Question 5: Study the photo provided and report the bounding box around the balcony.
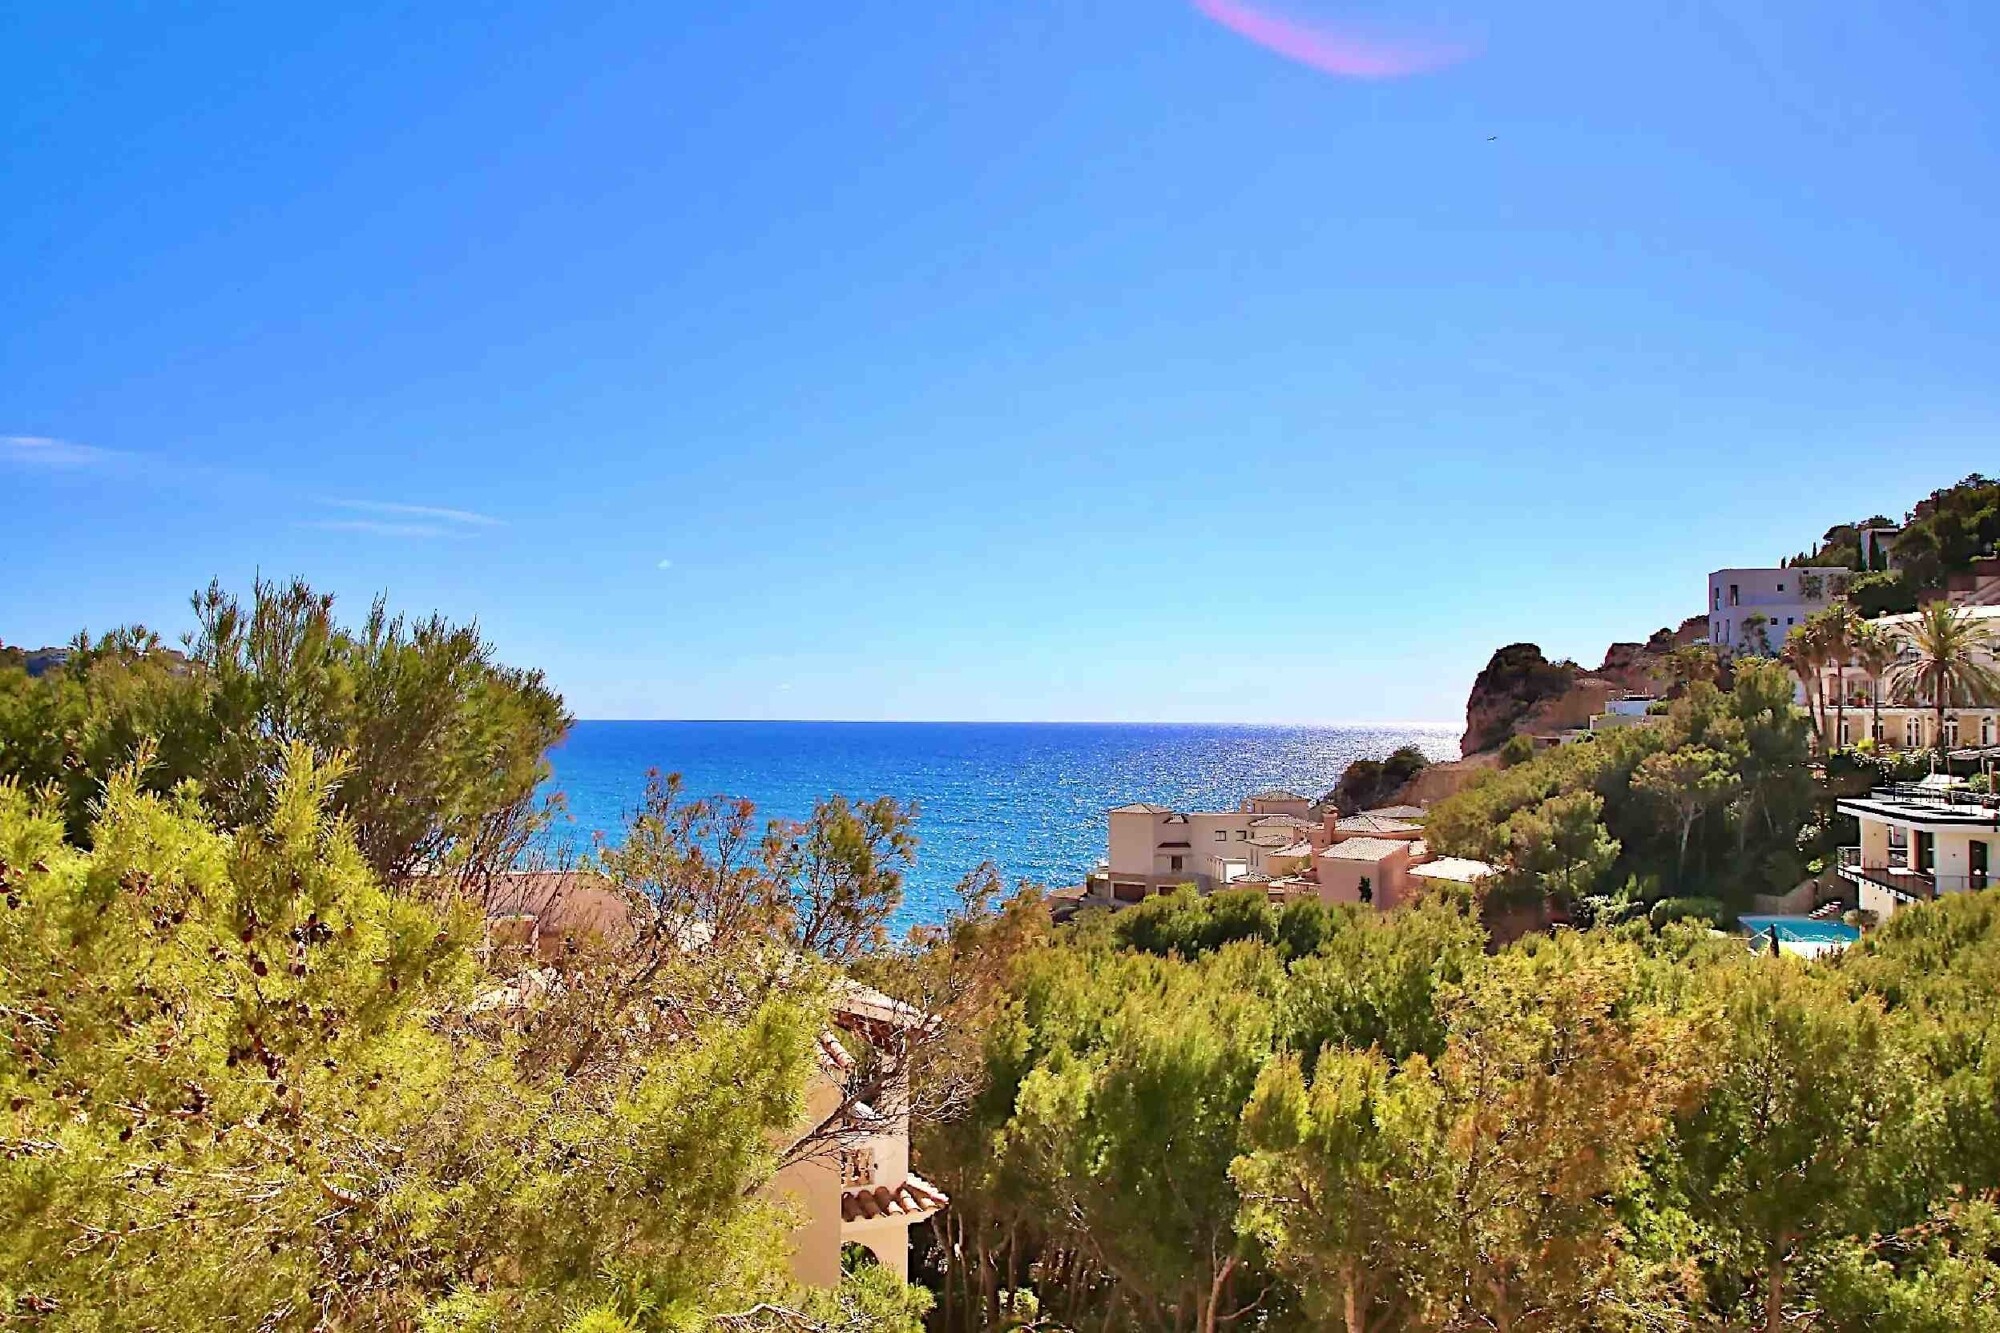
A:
[1835,847,1988,902]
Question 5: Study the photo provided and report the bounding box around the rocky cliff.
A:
[1460,643,1584,755]
[1459,616,1705,757]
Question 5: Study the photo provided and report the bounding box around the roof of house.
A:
[1334,814,1424,835]
[842,1173,950,1222]
[1111,802,1176,815]
[1249,813,1314,830]
[1409,857,1498,883]
[1360,804,1427,820]
[1248,788,1305,801]
[1271,840,1315,858]
[1322,837,1414,863]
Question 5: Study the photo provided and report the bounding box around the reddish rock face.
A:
[1461,643,1580,755]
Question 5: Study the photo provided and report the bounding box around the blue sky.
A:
[4,1,1997,724]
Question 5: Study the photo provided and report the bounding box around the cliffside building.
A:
[1836,781,1998,920]
[1707,566,1850,657]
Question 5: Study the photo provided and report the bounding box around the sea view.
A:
[16,5,2000,1326]
[545,720,1461,924]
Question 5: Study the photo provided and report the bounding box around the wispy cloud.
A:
[1190,0,1475,79]
[657,558,675,570]
[325,499,502,527]
[302,519,459,539]
[2,435,125,467]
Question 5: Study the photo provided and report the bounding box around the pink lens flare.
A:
[1191,0,1475,79]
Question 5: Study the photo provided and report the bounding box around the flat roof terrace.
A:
[1836,785,2000,829]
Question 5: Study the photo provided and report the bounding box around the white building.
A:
[1707,567,1849,656]
[1835,780,1998,920]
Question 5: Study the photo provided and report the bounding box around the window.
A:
[1729,584,1740,606]
[1235,829,1248,841]
[1168,855,1184,872]
[1984,715,1995,747]
[1945,716,1960,746]
[1839,716,1851,746]
[838,1147,877,1188]
[1777,582,1785,592]
[1906,716,1923,749]
[1214,830,1227,842]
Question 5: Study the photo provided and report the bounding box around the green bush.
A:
[1649,895,1730,931]
[1499,733,1537,769]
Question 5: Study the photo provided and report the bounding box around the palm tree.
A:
[1781,619,1830,754]
[1849,621,1900,748]
[1807,604,1859,753]
[1886,602,2000,758]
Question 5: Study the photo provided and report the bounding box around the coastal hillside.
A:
[1786,472,2000,614]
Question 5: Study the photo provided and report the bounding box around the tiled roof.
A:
[1248,788,1305,801]
[1360,805,1427,820]
[842,1173,950,1222]
[1322,837,1413,862]
[1271,840,1315,858]
[1410,857,1497,883]
[1249,814,1314,829]
[817,1029,856,1073]
[1335,814,1424,835]
[1111,802,1176,815]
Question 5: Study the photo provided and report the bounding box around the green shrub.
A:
[1499,733,1537,769]
[1649,896,1730,931]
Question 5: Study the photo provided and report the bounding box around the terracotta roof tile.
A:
[841,1174,950,1222]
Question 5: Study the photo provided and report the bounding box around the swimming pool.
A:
[1739,915,1861,947]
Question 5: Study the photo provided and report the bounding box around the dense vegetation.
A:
[0,578,571,893]
[1788,473,2000,616]
[0,582,927,1333]
[903,883,2000,1332]
[9,579,2000,1333]
[1423,657,1817,914]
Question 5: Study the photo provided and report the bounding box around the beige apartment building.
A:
[1836,781,1998,920]
[1096,800,1317,901]
[1091,793,1491,909]
[1812,604,2000,754]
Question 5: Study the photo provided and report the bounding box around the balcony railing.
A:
[1853,785,2000,818]
[1835,847,1990,900]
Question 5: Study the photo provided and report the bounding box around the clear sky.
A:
[4,2,1997,723]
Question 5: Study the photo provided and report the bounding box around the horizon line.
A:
[564,717,1463,729]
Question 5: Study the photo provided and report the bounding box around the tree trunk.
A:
[1341,1259,1361,1333]
[941,1213,954,1332]
[977,1227,996,1331]
[1764,1236,1787,1333]
[1199,1256,1238,1333]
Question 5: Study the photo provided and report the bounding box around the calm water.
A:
[543,722,1461,928]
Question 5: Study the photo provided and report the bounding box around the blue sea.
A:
[543,722,1461,929]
